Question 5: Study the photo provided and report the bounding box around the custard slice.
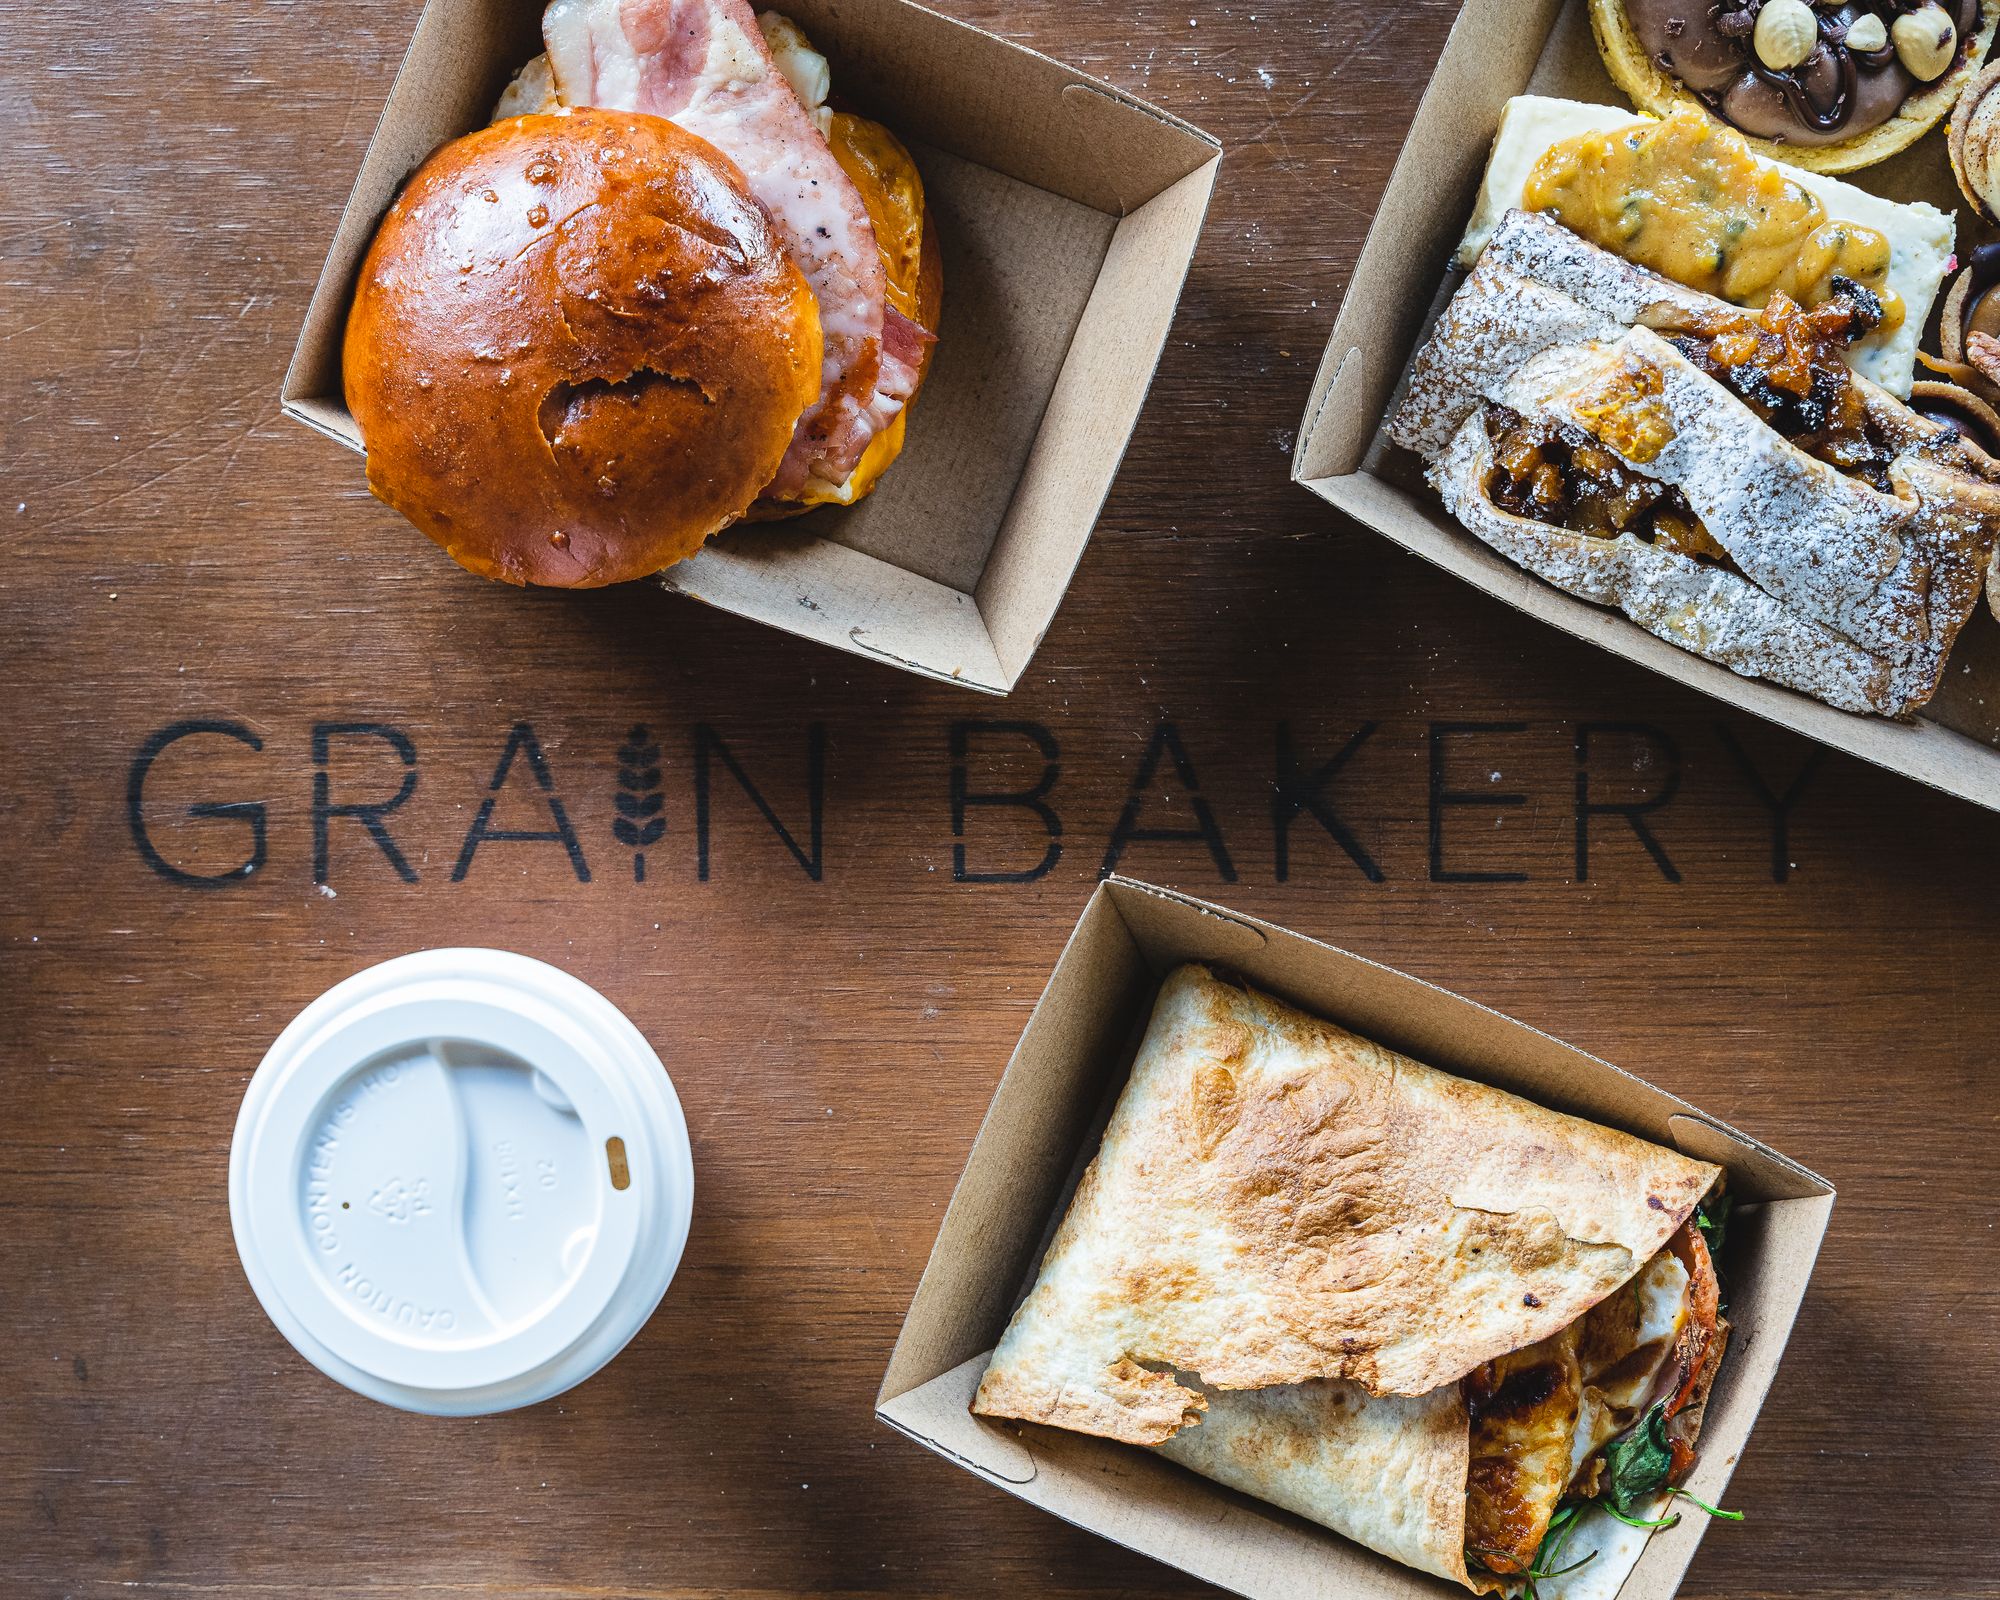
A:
[1460,95,1954,396]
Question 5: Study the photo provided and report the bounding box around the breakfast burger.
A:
[342,0,941,587]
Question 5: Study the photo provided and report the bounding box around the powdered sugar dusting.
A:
[1390,212,2000,716]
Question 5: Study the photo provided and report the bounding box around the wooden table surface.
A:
[6,0,1999,1596]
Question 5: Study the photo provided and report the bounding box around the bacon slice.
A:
[881,305,929,393]
[540,0,903,496]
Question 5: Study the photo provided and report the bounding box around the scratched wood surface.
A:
[4,0,1999,1596]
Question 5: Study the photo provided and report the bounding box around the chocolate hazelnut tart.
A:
[1589,0,2000,172]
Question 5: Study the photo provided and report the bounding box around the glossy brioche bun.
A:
[343,108,823,587]
[1588,0,2000,174]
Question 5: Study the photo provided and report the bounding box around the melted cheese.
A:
[1458,95,1955,396]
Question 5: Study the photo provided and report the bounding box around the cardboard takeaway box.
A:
[282,0,1220,692]
[880,878,1833,1600]
[1293,0,2000,813]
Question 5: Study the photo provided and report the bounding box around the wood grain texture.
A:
[2,1,1997,1597]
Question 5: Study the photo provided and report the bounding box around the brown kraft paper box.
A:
[283,0,1220,692]
[879,878,1833,1600]
[1293,0,2000,812]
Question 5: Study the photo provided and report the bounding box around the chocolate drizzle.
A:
[1746,37,1858,133]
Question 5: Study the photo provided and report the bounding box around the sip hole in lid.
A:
[228,948,694,1415]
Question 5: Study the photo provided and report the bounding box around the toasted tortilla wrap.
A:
[1156,1378,1474,1582]
[972,964,1722,1590]
[1158,1260,1720,1593]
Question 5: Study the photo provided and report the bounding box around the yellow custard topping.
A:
[1523,106,1903,336]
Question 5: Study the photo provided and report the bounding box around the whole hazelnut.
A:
[1893,4,1959,81]
[1754,0,1821,71]
[1843,13,1888,53]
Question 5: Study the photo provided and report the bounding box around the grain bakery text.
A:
[126,715,1826,892]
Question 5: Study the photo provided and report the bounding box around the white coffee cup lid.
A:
[229,948,693,1415]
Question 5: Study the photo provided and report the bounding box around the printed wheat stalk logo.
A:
[613,724,665,881]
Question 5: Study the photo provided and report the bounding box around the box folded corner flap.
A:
[882,878,1833,1600]
[1291,341,1362,486]
[1291,0,2000,812]
[282,0,1220,691]
[875,1353,1039,1486]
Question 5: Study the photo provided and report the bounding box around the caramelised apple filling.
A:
[1664,283,1897,489]
[1487,283,1932,550]
[1484,405,1733,567]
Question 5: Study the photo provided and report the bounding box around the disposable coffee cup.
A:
[229,948,694,1415]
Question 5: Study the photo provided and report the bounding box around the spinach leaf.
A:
[1600,1401,1746,1525]
[1601,1402,1674,1517]
[1695,1192,1732,1259]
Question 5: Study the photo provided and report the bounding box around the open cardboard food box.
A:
[880,878,1834,1600]
[282,0,1220,692]
[1293,0,2000,812]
